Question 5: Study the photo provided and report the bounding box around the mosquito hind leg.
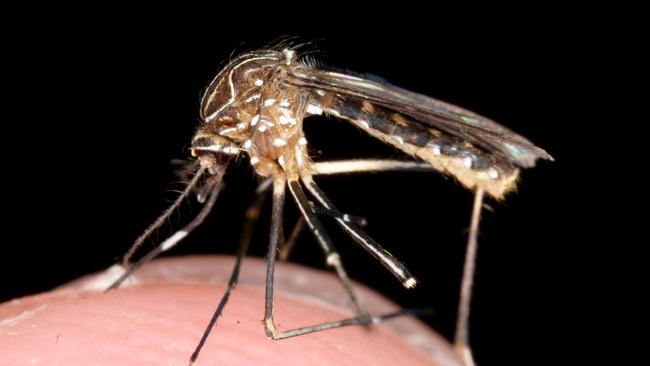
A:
[263,177,373,339]
[301,174,417,289]
[279,201,368,260]
[278,159,429,260]
[262,176,429,340]
[454,187,485,366]
[287,179,368,319]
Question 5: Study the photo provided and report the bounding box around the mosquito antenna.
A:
[106,177,221,291]
[121,167,206,267]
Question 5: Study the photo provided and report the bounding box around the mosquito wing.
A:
[286,69,552,169]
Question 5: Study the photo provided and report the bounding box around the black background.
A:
[2,6,618,366]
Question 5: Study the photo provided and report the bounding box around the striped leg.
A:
[287,179,368,318]
[278,159,433,261]
[301,174,417,289]
[188,179,271,365]
[262,177,424,339]
[106,167,219,291]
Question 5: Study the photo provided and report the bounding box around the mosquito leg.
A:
[278,203,367,261]
[454,187,485,366]
[278,216,305,261]
[188,179,271,365]
[106,174,220,291]
[287,179,368,318]
[312,159,435,176]
[278,159,426,260]
[301,174,417,289]
[121,167,206,266]
[269,308,433,340]
[263,177,286,338]
[264,179,428,340]
[311,205,368,227]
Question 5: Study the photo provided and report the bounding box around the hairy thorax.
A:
[192,50,311,179]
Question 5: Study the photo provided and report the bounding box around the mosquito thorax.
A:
[197,49,310,179]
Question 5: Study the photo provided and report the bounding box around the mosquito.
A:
[106,45,552,366]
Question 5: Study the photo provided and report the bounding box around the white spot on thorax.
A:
[243,139,252,149]
[258,125,268,132]
[273,138,287,147]
[279,115,297,125]
[282,49,295,65]
[218,127,237,136]
[295,146,304,166]
[262,119,275,127]
[250,156,260,165]
[488,168,499,179]
[264,99,276,107]
[254,79,264,86]
[279,100,291,107]
[245,94,260,103]
[251,114,260,126]
[298,137,307,145]
[236,122,247,130]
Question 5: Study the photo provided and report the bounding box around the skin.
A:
[0,255,462,366]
